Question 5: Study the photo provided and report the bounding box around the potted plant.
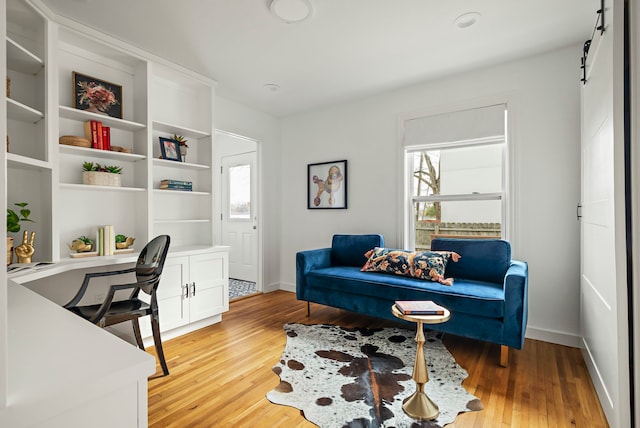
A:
[7,202,34,265]
[172,134,189,162]
[67,235,94,253]
[82,161,122,187]
[115,234,135,249]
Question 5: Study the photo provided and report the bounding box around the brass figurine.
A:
[15,230,35,264]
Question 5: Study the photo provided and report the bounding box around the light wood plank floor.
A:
[147,291,608,427]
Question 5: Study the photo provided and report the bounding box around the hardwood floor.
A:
[147,291,608,427]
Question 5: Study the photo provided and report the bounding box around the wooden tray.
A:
[69,251,98,258]
[59,135,91,148]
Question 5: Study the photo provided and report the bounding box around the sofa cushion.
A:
[361,247,459,284]
[431,238,510,284]
[306,266,504,318]
[331,234,384,267]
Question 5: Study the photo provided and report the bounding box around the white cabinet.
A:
[140,249,228,339]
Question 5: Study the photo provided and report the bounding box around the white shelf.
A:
[59,106,146,131]
[153,219,210,224]
[7,98,43,123]
[7,153,51,170]
[59,144,146,161]
[60,183,146,192]
[153,158,210,170]
[153,189,210,196]
[6,37,44,75]
[152,120,210,139]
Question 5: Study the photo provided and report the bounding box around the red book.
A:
[102,126,111,151]
[96,121,103,150]
[85,120,98,149]
[394,300,445,315]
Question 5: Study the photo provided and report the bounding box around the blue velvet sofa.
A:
[296,234,528,366]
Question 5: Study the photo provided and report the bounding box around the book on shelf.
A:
[83,120,111,151]
[160,179,192,186]
[96,225,116,256]
[394,300,445,315]
[160,186,193,191]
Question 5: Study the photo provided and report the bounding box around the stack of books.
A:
[160,179,193,191]
[394,300,446,315]
[84,120,111,150]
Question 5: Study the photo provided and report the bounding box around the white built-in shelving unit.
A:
[1,0,227,421]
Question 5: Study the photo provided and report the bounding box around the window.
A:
[403,104,507,250]
[228,163,251,220]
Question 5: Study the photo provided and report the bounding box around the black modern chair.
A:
[64,235,171,376]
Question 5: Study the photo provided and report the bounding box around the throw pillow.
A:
[361,247,460,285]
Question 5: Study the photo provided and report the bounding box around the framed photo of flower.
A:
[307,160,347,209]
[73,72,122,119]
[159,137,182,162]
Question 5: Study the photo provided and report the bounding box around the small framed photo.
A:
[73,71,122,119]
[159,137,182,162]
[307,160,347,209]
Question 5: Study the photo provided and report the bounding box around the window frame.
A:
[401,113,511,250]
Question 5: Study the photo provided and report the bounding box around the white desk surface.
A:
[0,282,155,427]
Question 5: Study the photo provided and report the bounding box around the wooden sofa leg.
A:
[500,345,509,367]
[307,301,310,317]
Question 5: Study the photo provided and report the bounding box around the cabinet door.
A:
[188,252,228,322]
[139,255,190,338]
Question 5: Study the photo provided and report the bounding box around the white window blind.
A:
[403,104,506,147]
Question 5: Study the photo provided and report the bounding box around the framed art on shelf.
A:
[159,137,182,162]
[307,160,347,209]
[73,71,122,119]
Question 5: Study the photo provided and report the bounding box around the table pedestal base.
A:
[402,387,439,420]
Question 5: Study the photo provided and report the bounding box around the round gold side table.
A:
[391,303,451,421]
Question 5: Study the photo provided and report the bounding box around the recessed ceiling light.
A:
[454,12,481,29]
[264,83,281,92]
[270,0,314,24]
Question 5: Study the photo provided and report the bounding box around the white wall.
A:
[279,45,582,346]
[213,96,282,292]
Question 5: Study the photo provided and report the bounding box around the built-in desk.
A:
[0,281,155,428]
[0,245,229,427]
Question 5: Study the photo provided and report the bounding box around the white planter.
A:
[83,171,121,187]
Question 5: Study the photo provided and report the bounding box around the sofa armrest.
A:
[296,248,332,299]
[502,260,529,349]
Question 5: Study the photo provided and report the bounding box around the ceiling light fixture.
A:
[264,83,281,92]
[270,0,314,24]
[454,12,481,29]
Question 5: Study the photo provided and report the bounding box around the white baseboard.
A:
[278,281,296,293]
[525,325,581,348]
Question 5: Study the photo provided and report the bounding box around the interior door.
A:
[580,1,629,425]
[221,152,258,282]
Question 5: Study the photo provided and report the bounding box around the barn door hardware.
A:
[580,0,606,85]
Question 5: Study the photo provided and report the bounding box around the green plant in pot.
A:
[82,161,122,187]
[115,234,135,249]
[68,235,94,253]
[172,134,189,161]
[7,202,34,265]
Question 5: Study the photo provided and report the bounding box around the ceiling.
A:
[38,0,597,117]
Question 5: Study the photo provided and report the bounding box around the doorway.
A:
[215,130,260,300]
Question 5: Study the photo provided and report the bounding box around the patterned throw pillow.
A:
[361,247,460,285]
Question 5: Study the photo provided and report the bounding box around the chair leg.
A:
[131,318,145,351]
[307,301,310,317]
[151,314,169,376]
[500,345,509,367]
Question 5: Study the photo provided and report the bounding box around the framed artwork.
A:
[159,137,182,162]
[73,71,123,119]
[307,160,347,209]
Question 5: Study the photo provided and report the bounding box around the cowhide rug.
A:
[267,323,482,428]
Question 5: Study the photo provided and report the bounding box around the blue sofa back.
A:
[331,234,384,267]
[431,238,511,284]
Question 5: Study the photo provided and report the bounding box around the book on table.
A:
[394,300,445,315]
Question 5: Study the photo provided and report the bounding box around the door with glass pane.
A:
[222,152,257,282]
